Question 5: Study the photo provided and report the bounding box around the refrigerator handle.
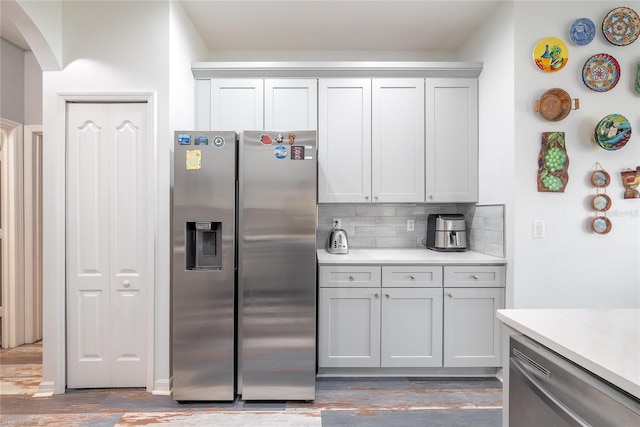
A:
[235,178,239,272]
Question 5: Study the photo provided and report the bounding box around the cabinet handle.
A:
[374,293,379,298]
[447,292,453,297]
[410,275,416,280]
[472,275,479,280]
[123,280,131,288]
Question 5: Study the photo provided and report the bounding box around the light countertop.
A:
[317,248,507,265]
[497,309,640,399]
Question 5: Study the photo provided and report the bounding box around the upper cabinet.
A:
[318,79,372,203]
[425,78,478,203]
[318,78,425,203]
[195,78,317,132]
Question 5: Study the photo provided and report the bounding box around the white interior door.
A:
[66,103,148,388]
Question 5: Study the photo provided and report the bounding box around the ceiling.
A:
[1,1,501,54]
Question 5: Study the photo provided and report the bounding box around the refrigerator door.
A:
[172,131,236,401]
[239,131,317,401]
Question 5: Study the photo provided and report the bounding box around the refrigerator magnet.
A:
[177,133,191,145]
[212,136,225,148]
[186,150,202,170]
[260,134,273,145]
[291,146,305,160]
[194,136,209,145]
[274,145,288,159]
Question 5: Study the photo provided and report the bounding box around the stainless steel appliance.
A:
[426,214,467,251]
[171,130,317,402]
[509,335,640,426]
[326,226,349,254]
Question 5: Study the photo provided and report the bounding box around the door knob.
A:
[123,280,131,288]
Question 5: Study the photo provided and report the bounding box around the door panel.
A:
[67,103,148,388]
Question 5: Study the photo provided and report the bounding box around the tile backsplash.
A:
[317,203,505,258]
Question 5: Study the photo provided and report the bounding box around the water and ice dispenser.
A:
[185,221,222,270]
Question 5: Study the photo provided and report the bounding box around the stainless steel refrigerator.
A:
[171,130,317,402]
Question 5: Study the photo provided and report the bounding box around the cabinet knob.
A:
[447,292,453,297]
[349,276,354,281]
[374,293,379,298]
[123,280,131,288]
[472,275,479,280]
[385,293,390,298]
[374,196,378,201]
[428,195,433,200]
[410,275,416,280]
[365,196,370,200]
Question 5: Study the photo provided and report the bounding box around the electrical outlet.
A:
[333,218,341,229]
[407,219,415,231]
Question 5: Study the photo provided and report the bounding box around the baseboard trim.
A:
[34,381,55,397]
[153,378,171,396]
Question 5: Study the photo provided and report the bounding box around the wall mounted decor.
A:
[620,167,640,199]
[534,88,579,121]
[533,37,569,72]
[538,132,569,192]
[582,53,620,92]
[591,163,612,235]
[602,7,640,46]
[569,18,596,45]
[594,114,631,150]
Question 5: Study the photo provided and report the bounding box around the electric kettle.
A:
[326,226,349,254]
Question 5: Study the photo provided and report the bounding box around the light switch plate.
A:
[533,220,545,239]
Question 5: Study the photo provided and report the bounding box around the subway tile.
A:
[355,206,397,217]
[355,226,396,237]
[376,236,418,248]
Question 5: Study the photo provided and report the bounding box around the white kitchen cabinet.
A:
[264,79,317,130]
[443,265,505,367]
[318,79,372,203]
[197,78,317,132]
[425,78,478,203]
[318,287,381,368]
[371,79,425,203]
[318,78,425,203]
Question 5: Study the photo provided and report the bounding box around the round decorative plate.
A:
[602,7,640,46]
[594,114,632,151]
[533,37,569,72]
[592,194,611,212]
[582,53,620,92]
[569,18,596,45]
[590,170,610,187]
[592,217,612,234]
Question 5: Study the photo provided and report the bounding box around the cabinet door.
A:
[443,287,504,367]
[372,79,425,203]
[381,288,443,367]
[318,79,372,203]
[425,78,478,203]
[211,78,264,131]
[318,287,381,368]
[264,79,317,130]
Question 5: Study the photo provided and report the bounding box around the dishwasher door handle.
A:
[511,357,590,427]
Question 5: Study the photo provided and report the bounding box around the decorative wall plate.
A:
[591,170,610,187]
[533,37,569,72]
[592,216,612,234]
[569,18,596,45]
[594,114,632,151]
[535,88,579,122]
[602,7,640,46]
[582,53,620,92]
[592,194,612,212]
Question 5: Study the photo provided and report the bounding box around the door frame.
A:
[42,92,156,395]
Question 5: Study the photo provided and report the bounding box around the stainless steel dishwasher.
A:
[509,335,640,426]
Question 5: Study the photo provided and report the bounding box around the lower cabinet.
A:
[318,264,506,372]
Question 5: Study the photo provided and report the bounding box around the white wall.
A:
[458,1,516,306]
[513,1,640,308]
[0,38,25,123]
[41,0,172,393]
[24,51,42,125]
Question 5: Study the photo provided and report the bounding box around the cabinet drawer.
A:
[382,266,443,287]
[444,266,506,288]
[319,266,381,288]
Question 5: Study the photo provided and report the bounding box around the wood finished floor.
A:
[0,342,502,426]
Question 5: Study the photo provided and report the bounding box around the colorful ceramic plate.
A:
[592,217,611,234]
[569,18,596,45]
[594,114,632,151]
[602,7,640,46]
[533,37,569,72]
[592,194,611,212]
[590,170,610,187]
[582,53,620,92]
